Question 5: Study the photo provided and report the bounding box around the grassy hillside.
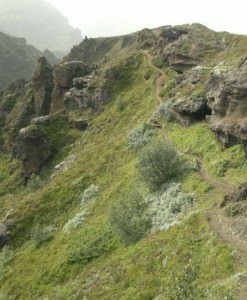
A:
[0,24,246,299]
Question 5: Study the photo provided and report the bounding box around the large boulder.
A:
[64,87,90,111]
[51,61,92,112]
[12,125,52,179]
[207,59,247,156]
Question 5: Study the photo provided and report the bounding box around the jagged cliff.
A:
[0,24,246,299]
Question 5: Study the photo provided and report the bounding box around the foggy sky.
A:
[48,0,247,37]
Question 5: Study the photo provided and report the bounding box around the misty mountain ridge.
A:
[0,0,82,56]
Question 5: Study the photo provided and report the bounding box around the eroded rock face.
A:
[64,87,90,111]
[64,75,111,112]
[13,125,52,179]
[0,79,26,125]
[161,25,221,73]
[160,26,188,43]
[172,93,210,124]
[207,60,247,155]
[31,57,53,115]
[51,61,92,112]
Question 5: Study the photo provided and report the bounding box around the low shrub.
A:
[128,123,154,150]
[115,99,128,111]
[81,185,99,206]
[138,139,183,191]
[0,246,15,280]
[63,210,89,233]
[109,189,151,245]
[147,183,194,232]
[67,227,116,264]
[27,174,44,191]
[31,224,56,247]
[0,246,14,268]
[164,260,201,299]
[151,101,175,122]
[63,185,99,233]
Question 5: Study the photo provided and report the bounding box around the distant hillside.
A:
[0,0,82,56]
[0,31,58,90]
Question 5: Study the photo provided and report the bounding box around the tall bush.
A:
[109,189,151,245]
[138,139,182,191]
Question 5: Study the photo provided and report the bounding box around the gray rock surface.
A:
[207,60,247,155]
[13,125,52,179]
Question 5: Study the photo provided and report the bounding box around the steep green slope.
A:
[0,24,246,299]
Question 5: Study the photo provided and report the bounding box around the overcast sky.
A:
[48,0,247,37]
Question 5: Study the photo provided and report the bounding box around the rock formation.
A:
[207,60,247,156]
[51,61,92,112]
[12,125,52,180]
[31,57,53,115]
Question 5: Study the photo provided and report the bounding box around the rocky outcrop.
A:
[207,60,247,156]
[161,24,221,73]
[172,93,211,125]
[69,119,89,131]
[64,75,111,112]
[31,57,53,115]
[31,115,52,126]
[51,61,92,112]
[3,58,53,146]
[5,89,35,146]
[12,125,52,179]
[160,26,188,43]
[0,79,26,126]
[137,29,157,49]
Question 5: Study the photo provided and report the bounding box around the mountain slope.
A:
[0,31,43,91]
[0,0,82,55]
[0,24,246,299]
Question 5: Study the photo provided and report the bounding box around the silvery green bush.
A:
[128,124,154,150]
[63,210,89,234]
[64,185,99,233]
[31,224,56,247]
[151,101,175,122]
[147,183,194,232]
[81,185,99,206]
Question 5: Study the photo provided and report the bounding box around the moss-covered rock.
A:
[12,125,52,179]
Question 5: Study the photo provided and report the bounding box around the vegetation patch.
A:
[138,139,184,191]
[128,123,154,150]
